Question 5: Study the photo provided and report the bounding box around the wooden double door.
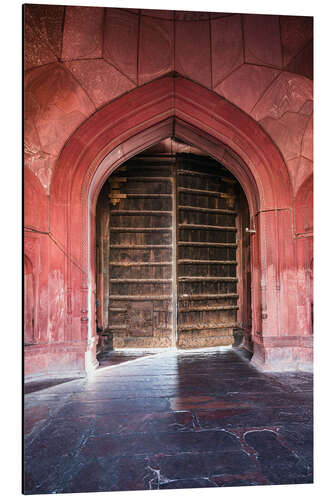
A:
[107,153,239,349]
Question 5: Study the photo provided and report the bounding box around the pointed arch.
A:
[49,76,306,373]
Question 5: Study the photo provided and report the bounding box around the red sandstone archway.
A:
[50,76,306,374]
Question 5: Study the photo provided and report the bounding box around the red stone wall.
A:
[24,7,313,194]
[24,165,87,378]
[24,6,313,377]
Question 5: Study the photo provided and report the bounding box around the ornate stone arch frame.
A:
[51,75,309,374]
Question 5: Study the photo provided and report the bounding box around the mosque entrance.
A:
[95,139,251,352]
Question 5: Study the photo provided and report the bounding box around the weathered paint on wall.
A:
[24,6,313,378]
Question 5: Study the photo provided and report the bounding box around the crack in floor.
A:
[24,348,313,493]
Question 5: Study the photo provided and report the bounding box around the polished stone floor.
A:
[24,347,313,494]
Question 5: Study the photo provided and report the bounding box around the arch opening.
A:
[93,137,253,362]
[49,76,304,376]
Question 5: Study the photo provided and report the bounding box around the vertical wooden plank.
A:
[108,155,174,348]
[176,154,239,348]
[171,161,178,348]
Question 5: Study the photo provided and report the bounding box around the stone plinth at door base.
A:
[85,340,99,376]
[251,335,313,372]
[24,341,96,381]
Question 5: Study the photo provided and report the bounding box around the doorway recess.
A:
[96,140,251,351]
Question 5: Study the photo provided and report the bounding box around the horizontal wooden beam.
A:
[110,227,171,232]
[179,223,237,231]
[178,293,239,300]
[126,193,172,198]
[178,186,235,197]
[110,210,172,215]
[110,244,172,249]
[109,306,172,312]
[109,193,127,199]
[178,323,237,331]
[113,176,172,182]
[178,276,237,282]
[109,177,127,182]
[177,169,236,184]
[109,261,172,266]
[109,278,172,283]
[178,260,237,265]
[179,305,239,312]
[109,295,171,300]
[178,205,236,214]
[177,241,237,247]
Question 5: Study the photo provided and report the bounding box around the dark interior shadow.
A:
[232,328,253,361]
[97,349,151,369]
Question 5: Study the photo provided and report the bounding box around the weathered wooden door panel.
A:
[108,156,174,348]
[176,155,238,348]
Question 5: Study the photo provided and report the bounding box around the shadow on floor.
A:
[24,347,313,494]
[24,378,81,394]
[97,350,153,369]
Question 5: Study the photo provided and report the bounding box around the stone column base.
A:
[251,335,313,372]
[24,341,96,381]
[85,337,99,376]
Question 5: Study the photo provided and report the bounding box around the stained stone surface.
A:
[211,14,244,87]
[215,64,280,114]
[61,6,104,60]
[138,14,174,84]
[64,59,135,108]
[24,347,313,494]
[103,8,139,84]
[175,18,211,88]
[280,16,313,67]
[24,4,64,70]
[243,14,283,68]
[23,7,313,197]
[251,72,313,122]
[24,63,95,191]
